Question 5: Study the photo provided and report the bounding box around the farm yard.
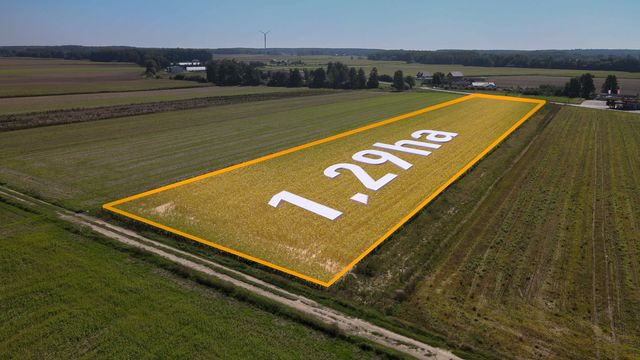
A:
[106,95,542,285]
[0,58,206,97]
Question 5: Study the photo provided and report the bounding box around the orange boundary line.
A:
[103,93,545,287]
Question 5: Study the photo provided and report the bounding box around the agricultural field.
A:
[0,85,308,115]
[0,57,206,97]
[486,75,640,95]
[1,58,639,358]
[105,95,543,285]
[0,200,390,359]
[219,54,640,79]
[333,106,640,359]
[0,91,458,211]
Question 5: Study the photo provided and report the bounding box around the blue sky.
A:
[1,0,639,49]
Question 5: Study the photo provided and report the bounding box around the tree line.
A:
[0,46,211,70]
[205,60,383,89]
[562,74,619,98]
[368,50,640,73]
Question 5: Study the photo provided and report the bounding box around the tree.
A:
[367,67,379,88]
[563,77,582,98]
[308,67,326,88]
[267,71,288,87]
[601,74,618,94]
[393,70,405,91]
[579,73,596,99]
[346,67,357,89]
[405,75,415,89]
[287,68,303,87]
[356,68,367,89]
[326,61,349,88]
[144,59,158,76]
[432,72,445,86]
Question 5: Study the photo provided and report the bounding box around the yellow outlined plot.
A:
[104,93,545,287]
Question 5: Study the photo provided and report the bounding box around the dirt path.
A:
[0,185,461,360]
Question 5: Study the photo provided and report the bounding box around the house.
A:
[177,59,202,66]
[269,59,289,66]
[416,71,433,81]
[185,66,206,72]
[166,65,185,74]
[447,71,464,79]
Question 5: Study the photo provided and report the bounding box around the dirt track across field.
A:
[0,185,461,360]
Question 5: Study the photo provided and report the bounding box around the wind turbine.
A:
[259,30,271,49]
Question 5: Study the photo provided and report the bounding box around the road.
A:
[0,185,461,360]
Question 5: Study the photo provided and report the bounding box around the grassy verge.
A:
[0,197,408,359]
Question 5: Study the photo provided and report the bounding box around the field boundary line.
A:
[104,93,545,287]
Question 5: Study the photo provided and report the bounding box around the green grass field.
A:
[0,200,389,359]
[0,86,309,115]
[107,95,541,285]
[0,57,206,97]
[332,105,640,359]
[0,91,458,211]
[219,54,640,79]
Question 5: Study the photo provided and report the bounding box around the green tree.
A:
[367,67,379,88]
[309,67,326,88]
[393,70,405,91]
[326,62,349,89]
[405,75,415,89]
[287,69,303,87]
[356,68,367,89]
[601,74,619,94]
[563,77,582,98]
[432,72,445,86]
[579,73,596,99]
[144,59,158,76]
[347,67,358,89]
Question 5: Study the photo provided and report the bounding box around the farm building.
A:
[416,71,433,81]
[470,81,496,89]
[447,71,464,79]
[166,60,205,74]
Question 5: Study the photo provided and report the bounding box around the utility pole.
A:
[259,30,270,50]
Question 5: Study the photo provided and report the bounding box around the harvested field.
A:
[0,57,205,97]
[0,91,458,211]
[0,86,307,115]
[334,106,640,359]
[0,89,333,131]
[487,75,640,95]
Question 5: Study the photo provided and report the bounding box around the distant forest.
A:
[1,46,640,72]
[368,49,640,72]
[0,46,211,68]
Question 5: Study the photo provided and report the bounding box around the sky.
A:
[1,0,639,50]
